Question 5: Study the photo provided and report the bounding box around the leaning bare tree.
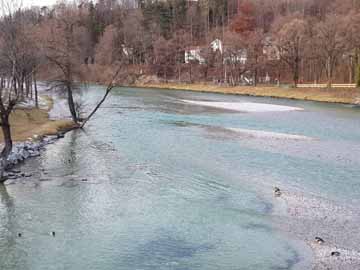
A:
[0,0,24,181]
[40,6,85,125]
[41,4,122,127]
[80,67,121,128]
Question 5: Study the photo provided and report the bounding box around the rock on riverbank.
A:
[3,133,65,179]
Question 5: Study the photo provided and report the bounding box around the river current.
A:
[1,86,360,270]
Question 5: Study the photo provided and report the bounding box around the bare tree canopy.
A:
[0,0,355,88]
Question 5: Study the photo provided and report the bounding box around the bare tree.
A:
[274,16,308,87]
[315,15,347,87]
[40,6,86,124]
[343,12,360,85]
[80,67,121,128]
[0,0,25,181]
[246,29,266,86]
[95,25,119,66]
[223,31,252,86]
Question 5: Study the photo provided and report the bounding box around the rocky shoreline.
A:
[3,132,66,180]
[274,189,360,270]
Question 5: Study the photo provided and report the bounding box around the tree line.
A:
[2,0,359,88]
[52,0,360,87]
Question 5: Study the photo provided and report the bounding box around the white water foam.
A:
[182,100,304,112]
[226,128,313,141]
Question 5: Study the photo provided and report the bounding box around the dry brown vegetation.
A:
[138,83,360,104]
[0,105,75,143]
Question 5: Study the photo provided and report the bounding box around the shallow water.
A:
[1,86,360,270]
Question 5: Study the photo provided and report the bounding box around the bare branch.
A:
[80,66,122,128]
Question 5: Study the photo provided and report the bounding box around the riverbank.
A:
[0,96,76,143]
[275,189,360,270]
[135,83,360,105]
[0,95,77,177]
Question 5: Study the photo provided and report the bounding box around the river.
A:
[1,86,360,270]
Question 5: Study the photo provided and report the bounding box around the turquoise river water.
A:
[0,86,360,270]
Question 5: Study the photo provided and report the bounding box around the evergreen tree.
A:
[158,1,173,39]
[173,0,188,29]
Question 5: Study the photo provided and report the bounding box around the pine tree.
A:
[158,2,173,39]
[173,0,188,29]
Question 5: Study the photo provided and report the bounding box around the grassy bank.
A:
[0,97,76,143]
[137,83,360,105]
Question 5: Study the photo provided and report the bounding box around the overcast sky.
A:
[23,0,59,7]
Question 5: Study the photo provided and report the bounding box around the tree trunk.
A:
[81,67,121,128]
[349,56,354,84]
[293,72,299,87]
[25,76,30,98]
[326,57,332,88]
[189,63,192,83]
[277,64,281,86]
[12,77,17,96]
[20,76,25,100]
[1,114,12,158]
[34,73,38,108]
[293,58,300,87]
[356,64,360,88]
[66,84,78,124]
[30,77,33,100]
[0,113,12,182]
[254,67,258,87]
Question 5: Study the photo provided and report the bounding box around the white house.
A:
[185,47,205,64]
[184,39,248,65]
[121,44,133,57]
[210,39,223,54]
[224,49,248,65]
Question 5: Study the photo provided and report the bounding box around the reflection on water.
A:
[125,235,214,269]
[0,185,15,237]
[1,86,360,269]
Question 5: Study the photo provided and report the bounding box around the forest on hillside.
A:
[1,0,360,92]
